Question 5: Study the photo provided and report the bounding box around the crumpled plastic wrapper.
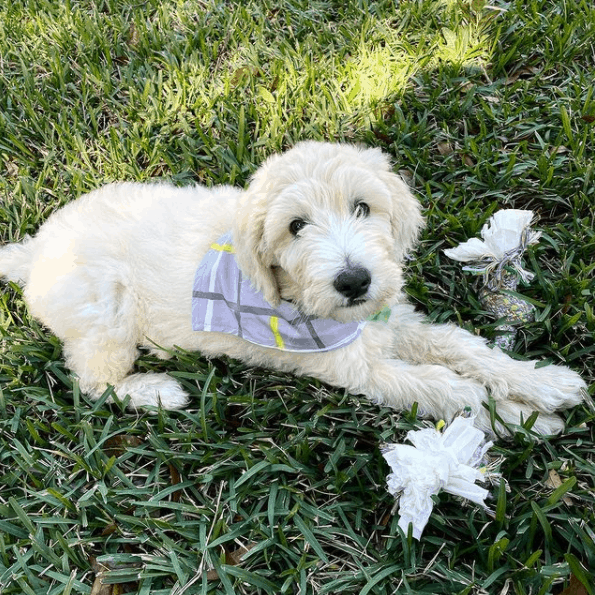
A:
[444,210,541,350]
[382,416,498,540]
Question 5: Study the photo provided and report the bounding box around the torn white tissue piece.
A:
[382,416,497,540]
[443,209,541,284]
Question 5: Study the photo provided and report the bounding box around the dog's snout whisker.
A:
[333,267,371,301]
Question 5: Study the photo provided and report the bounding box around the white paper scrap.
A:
[382,416,497,539]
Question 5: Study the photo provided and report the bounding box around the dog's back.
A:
[3,182,238,317]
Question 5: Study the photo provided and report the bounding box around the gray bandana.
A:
[192,232,366,352]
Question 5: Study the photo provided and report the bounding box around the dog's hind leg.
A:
[60,316,189,411]
[63,335,137,399]
[64,290,189,411]
[26,266,188,410]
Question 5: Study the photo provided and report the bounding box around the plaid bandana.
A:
[192,232,366,352]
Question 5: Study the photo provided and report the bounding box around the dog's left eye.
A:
[353,201,370,218]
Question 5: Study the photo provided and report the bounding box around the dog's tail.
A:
[0,237,34,284]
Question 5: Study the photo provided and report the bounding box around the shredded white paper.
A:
[443,209,541,285]
[382,416,497,539]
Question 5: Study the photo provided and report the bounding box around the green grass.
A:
[1,0,594,593]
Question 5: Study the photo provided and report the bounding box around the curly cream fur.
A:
[0,142,586,434]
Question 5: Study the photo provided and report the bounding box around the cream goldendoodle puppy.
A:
[0,142,586,433]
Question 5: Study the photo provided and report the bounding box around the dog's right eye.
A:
[289,219,308,236]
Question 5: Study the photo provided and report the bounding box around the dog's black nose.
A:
[333,267,371,301]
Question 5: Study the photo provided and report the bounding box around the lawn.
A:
[0,0,594,593]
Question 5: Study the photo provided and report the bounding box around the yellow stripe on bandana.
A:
[269,316,285,349]
[210,242,235,253]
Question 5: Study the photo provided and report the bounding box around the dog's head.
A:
[232,142,425,322]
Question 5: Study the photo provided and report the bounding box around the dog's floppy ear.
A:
[232,177,281,307]
[359,147,425,260]
[385,170,425,261]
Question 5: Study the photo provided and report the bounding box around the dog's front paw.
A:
[511,364,587,413]
[538,365,587,409]
[115,373,189,410]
